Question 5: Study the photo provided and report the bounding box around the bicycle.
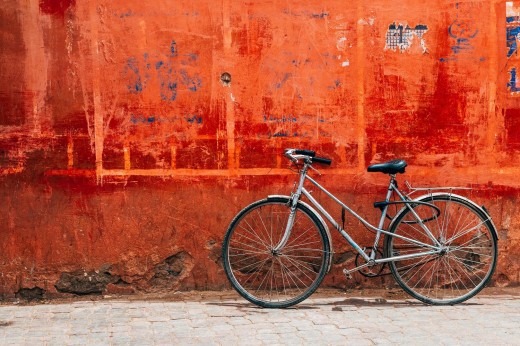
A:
[222,149,498,308]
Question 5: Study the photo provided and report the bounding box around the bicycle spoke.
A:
[239,219,272,250]
[278,256,310,290]
[235,255,271,274]
[230,234,270,252]
[446,219,488,244]
[255,208,274,248]
[445,255,480,289]
[281,254,320,279]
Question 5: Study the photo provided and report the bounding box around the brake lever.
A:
[308,164,321,175]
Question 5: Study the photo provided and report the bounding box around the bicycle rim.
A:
[385,194,497,305]
[222,198,330,308]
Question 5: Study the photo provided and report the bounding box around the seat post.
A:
[371,174,397,260]
[387,174,397,199]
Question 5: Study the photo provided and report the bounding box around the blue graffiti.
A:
[327,79,342,90]
[131,114,157,124]
[130,113,203,125]
[125,57,143,93]
[263,114,297,123]
[275,73,291,89]
[180,69,202,92]
[507,23,520,58]
[269,131,313,139]
[119,10,133,18]
[440,9,484,63]
[165,82,178,101]
[156,59,177,101]
[170,40,178,57]
[186,115,202,124]
[311,12,329,19]
[124,40,201,101]
[508,68,520,92]
[448,19,478,54]
[185,53,198,61]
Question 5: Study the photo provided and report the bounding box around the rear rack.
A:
[405,181,472,193]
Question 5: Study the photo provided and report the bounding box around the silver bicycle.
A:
[222,149,498,308]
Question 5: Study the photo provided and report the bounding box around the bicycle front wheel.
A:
[222,197,330,308]
[384,193,498,305]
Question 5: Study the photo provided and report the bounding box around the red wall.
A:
[0,0,519,297]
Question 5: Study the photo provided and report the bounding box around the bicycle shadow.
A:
[206,297,482,311]
[206,301,321,311]
[320,297,482,309]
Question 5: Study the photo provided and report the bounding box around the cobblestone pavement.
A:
[0,289,519,345]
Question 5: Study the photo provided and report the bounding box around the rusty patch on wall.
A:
[55,267,121,295]
[149,251,194,290]
[15,287,45,301]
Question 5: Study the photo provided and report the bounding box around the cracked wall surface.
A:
[1,0,520,297]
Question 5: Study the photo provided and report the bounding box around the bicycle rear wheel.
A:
[222,197,330,308]
[384,193,497,305]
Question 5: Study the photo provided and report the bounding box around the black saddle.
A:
[367,159,407,174]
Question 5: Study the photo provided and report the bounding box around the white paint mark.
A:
[507,2,518,17]
[342,60,350,67]
[336,36,347,51]
[357,17,375,26]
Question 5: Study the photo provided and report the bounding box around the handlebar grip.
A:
[294,149,316,157]
[312,157,332,166]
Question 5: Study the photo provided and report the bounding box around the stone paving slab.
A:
[0,291,519,345]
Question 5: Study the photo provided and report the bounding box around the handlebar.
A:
[285,148,332,166]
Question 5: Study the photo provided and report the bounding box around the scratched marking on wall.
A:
[123,40,202,101]
[282,9,329,19]
[130,114,203,125]
[507,2,520,94]
[261,113,329,139]
[384,23,428,53]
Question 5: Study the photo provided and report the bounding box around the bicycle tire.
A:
[222,197,330,308]
[384,193,498,305]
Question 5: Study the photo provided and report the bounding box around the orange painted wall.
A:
[0,0,519,297]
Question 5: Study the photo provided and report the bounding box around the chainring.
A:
[354,247,387,277]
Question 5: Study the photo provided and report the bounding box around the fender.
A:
[388,192,498,241]
[268,195,334,272]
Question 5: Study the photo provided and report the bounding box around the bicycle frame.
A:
[274,161,443,271]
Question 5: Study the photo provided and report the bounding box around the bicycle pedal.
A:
[342,268,353,280]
